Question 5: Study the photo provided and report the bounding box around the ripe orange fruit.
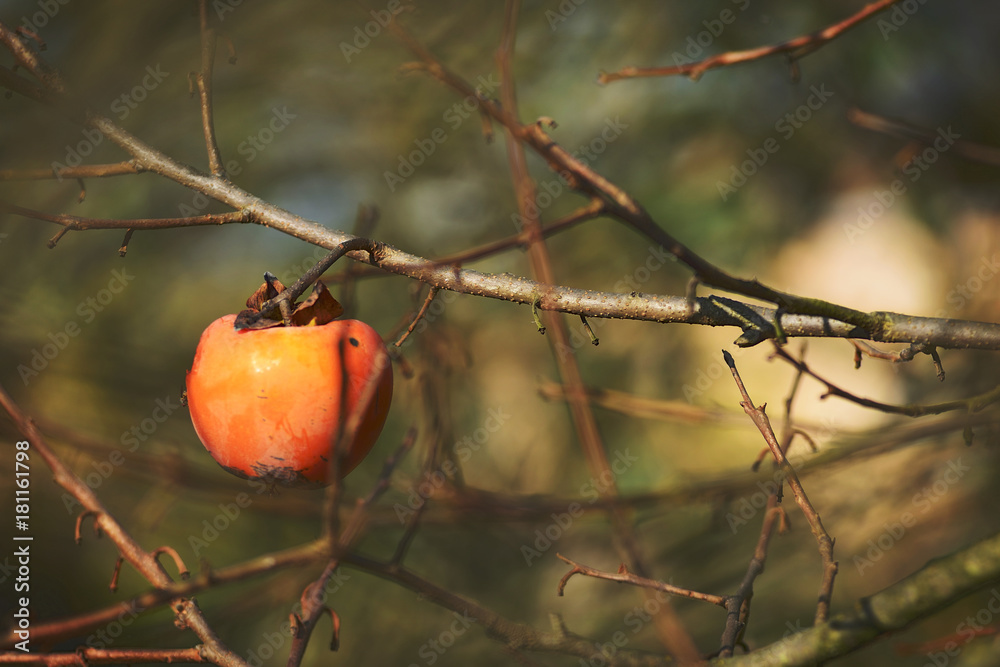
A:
[185,311,393,487]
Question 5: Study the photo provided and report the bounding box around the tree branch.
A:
[598,0,901,83]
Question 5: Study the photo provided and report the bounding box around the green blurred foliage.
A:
[1,1,1000,665]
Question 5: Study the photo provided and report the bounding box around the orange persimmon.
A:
[186,311,392,488]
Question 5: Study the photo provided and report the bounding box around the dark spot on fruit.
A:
[349,337,359,347]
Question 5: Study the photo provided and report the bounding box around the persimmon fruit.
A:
[185,281,392,488]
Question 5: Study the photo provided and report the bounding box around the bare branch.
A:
[599,0,901,83]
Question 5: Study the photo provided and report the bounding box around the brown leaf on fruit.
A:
[233,309,284,331]
[291,281,344,326]
[246,272,286,312]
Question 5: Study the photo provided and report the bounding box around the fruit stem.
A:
[258,237,385,324]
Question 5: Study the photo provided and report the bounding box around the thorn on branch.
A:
[152,545,191,581]
[579,315,598,346]
[109,556,125,592]
[532,297,546,335]
[928,347,946,382]
[76,177,86,203]
[118,228,134,256]
[47,226,70,248]
[74,510,102,544]
[328,609,341,651]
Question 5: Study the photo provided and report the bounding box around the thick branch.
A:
[2,21,999,350]
[714,530,1000,666]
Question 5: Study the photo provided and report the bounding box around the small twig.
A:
[849,107,1000,166]
[0,200,251,235]
[579,315,599,346]
[286,561,341,667]
[394,286,440,347]
[73,510,102,544]
[255,237,385,325]
[851,340,946,380]
[0,161,143,181]
[151,546,191,581]
[195,0,226,176]
[109,557,124,592]
[775,345,999,418]
[598,0,900,83]
[117,228,135,256]
[723,350,838,624]
[531,296,546,334]
[556,554,726,607]
[718,494,787,658]
[0,648,208,665]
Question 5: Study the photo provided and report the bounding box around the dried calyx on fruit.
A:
[185,275,393,488]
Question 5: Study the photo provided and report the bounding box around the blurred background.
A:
[1,1,1000,665]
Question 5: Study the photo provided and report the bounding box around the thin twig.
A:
[0,648,207,665]
[394,286,440,347]
[773,345,1000,417]
[195,0,226,176]
[723,351,838,624]
[598,0,901,83]
[0,161,144,181]
[718,495,787,658]
[849,107,1000,166]
[555,554,726,607]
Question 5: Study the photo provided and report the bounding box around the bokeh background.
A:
[2,1,1000,665]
